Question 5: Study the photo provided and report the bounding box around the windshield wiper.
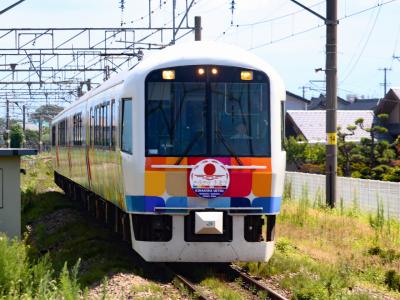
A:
[175,131,204,165]
[216,129,243,166]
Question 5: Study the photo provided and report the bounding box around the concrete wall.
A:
[285,171,400,218]
[0,156,21,239]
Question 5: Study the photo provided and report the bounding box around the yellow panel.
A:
[252,172,272,197]
[145,171,166,196]
[166,171,187,196]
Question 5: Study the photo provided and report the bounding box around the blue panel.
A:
[252,197,282,213]
[231,197,251,207]
[188,197,208,207]
[144,196,165,212]
[125,195,145,212]
[208,197,230,208]
[125,196,165,212]
[166,197,188,207]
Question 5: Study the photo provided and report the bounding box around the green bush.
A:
[0,234,83,298]
[10,123,24,148]
[384,270,400,291]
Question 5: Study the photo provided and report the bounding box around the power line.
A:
[242,0,398,50]
[339,4,382,85]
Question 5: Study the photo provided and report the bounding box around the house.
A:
[286,110,375,143]
[285,91,310,110]
[308,94,380,110]
[375,88,400,137]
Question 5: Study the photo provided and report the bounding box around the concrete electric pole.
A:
[290,0,338,208]
[379,67,391,97]
[325,0,338,208]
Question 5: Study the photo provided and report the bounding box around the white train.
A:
[51,41,286,262]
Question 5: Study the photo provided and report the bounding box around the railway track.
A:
[61,186,288,300]
[166,263,288,300]
[228,264,288,300]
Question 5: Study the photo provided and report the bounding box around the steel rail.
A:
[229,265,288,300]
[164,264,211,300]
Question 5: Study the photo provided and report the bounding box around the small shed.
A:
[0,148,37,239]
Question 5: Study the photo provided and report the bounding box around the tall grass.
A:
[241,182,400,299]
[0,234,85,299]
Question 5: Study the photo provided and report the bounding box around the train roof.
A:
[133,41,282,76]
[53,41,284,123]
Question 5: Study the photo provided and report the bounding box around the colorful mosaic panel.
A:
[130,156,280,214]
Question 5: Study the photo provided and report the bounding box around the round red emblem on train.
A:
[190,159,230,199]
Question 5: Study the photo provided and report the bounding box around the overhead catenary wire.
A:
[339,4,382,85]
[214,0,399,51]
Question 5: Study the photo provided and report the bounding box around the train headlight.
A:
[197,68,205,75]
[241,70,253,81]
[211,67,218,75]
[162,70,175,80]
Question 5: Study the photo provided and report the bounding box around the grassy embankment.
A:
[241,184,400,299]
[1,154,150,299]
[2,154,400,299]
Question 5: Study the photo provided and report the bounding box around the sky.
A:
[1,0,400,102]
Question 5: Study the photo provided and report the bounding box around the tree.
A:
[284,136,307,170]
[352,114,396,179]
[24,129,39,149]
[337,125,357,176]
[10,123,24,148]
[30,104,64,124]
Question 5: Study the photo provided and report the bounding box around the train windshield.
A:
[145,66,270,157]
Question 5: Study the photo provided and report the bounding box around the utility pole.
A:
[22,104,26,148]
[325,0,338,208]
[378,67,391,97]
[38,116,42,153]
[172,0,176,44]
[195,16,202,41]
[6,99,10,148]
[6,99,9,132]
[289,0,338,208]
[149,0,152,28]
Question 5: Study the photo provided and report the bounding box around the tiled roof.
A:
[309,96,379,110]
[286,91,311,103]
[376,88,400,114]
[287,110,375,143]
[341,99,380,110]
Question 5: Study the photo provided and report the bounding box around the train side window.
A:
[58,120,66,146]
[105,102,110,147]
[111,99,116,149]
[94,107,97,146]
[73,113,82,146]
[121,98,132,154]
[52,125,56,146]
[89,108,93,146]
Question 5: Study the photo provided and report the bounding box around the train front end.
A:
[125,44,286,262]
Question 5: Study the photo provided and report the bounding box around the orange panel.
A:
[251,157,271,173]
[145,157,166,170]
[166,157,188,170]
[252,172,272,197]
[145,171,166,196]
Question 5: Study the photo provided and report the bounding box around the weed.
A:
[294,184,310,226]
[275,237,295,253]
[384,270,400,291]
[283,179,293,201]
[0,234,84,298]
[201,277,244,300]
[313,187,325,209]
[369,197,385,232]
[172,277,192,299]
